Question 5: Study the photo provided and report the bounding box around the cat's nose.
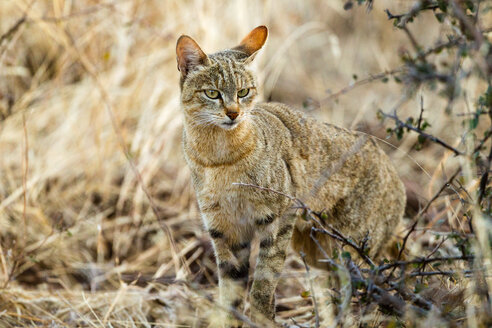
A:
[226,111,239,120]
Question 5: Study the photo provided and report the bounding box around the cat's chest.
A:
[195,167,272,223]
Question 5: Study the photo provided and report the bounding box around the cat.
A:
[176,25,406,326]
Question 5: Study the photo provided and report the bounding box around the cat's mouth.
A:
[221,120,239,130]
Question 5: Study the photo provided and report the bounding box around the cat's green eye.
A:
[205,90,220,99]
[237,88,250,98]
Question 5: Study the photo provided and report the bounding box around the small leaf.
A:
[469,117,479,130]
[414,283,427,293]
[396,127,404,140]
[301,290,310,298]
[434,13,445,23]
[437,0,448,12]
[29,255,39,263]
[421,121,431,130]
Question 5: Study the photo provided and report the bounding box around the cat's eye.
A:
[237,88,250,98]
[204,90,220,99]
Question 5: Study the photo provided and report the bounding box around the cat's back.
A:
[250,101,403,209]
[251,101,374,165]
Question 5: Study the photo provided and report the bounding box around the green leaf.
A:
[437,0,448,12]
[353,280,365,289]
[396,127,404,140]
[301,290,310,298]
[421,121,431,130]
[29,255,39,263]
[465,0,475,12]
[469,116,479,130]
[435,13,445,23]
[414,283,427,293]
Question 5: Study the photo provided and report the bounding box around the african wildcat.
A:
[176,26,405,326]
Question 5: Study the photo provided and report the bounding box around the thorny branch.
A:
[378,110,464,156]
[235,182,476,322]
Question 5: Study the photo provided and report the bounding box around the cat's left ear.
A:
[233,25,268,62]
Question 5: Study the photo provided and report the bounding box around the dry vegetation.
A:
[0,0,491,327]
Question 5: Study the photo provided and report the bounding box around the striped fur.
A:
[176,26,406,326]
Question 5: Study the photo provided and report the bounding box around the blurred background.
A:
[0,0,490,326]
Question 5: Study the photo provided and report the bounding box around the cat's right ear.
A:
[176,35,210,78]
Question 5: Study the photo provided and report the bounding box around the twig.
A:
[38,2,119,22]
[385,3,440,28]
[402,25,421,53]
[309,228,339,269]
[408,270,474,277]
[312,227,376,268]
[232,182,297,203]
[379,110,464,156]
[324,68,402,101]
[478,136,492,204]
[421,169,461,216]
[425,235,449,259]
[2,112,32,288]
[388,280,436,312]
[385,169,461,281]
[0,16,26,46]
[417,95,424,130]
[378,255,474,272]
[300,252,320,328]
[450,0,483,48]
[21,113,28,250]
[345,258,407,317]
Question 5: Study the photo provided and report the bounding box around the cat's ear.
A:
[233,25,268,60]
[176,35,210,77]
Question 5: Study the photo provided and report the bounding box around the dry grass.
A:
[0,0,490,327]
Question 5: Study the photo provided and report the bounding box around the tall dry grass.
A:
[0,0,490,327]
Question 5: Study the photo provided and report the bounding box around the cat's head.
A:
[176,26,267,130]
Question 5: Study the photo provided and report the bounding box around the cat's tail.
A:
[291,218,405,270]
[291,219,336,271]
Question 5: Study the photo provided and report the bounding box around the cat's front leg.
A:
[249,216,296,323]
[207,224,251,327]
